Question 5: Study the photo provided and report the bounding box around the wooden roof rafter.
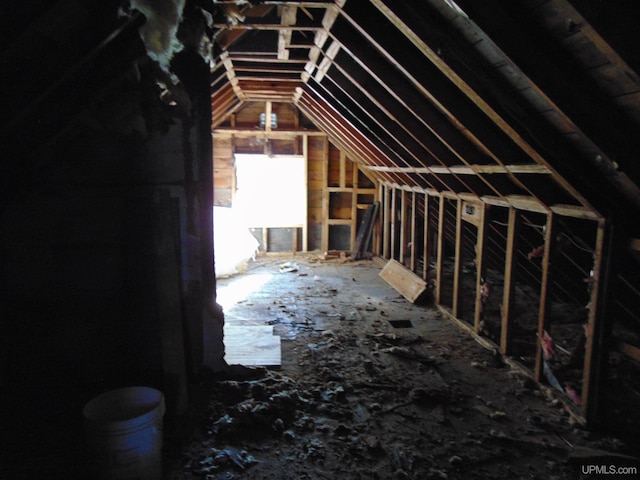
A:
[320,48,499,197]
[312,71,453,193]
[337,5,556,215]
[296,87,409,187]
[366,0,599,216]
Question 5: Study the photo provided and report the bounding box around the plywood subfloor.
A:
[224,325,281,368]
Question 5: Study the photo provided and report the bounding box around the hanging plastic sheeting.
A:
[213,206,259,278]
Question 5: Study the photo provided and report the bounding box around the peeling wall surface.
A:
[1,2,220,477]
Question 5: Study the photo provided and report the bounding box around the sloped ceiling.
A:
[211,0,640,232]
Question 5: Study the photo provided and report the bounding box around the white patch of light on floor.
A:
[216,273,273,313]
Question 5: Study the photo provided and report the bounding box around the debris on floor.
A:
[165,255,639,480]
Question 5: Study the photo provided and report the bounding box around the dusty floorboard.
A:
[164,254,638,480]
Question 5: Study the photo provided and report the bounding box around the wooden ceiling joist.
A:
[363,164,552,175]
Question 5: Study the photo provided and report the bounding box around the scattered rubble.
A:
[165,256,638,480]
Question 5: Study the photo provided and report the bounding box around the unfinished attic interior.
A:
[2,0,640,478]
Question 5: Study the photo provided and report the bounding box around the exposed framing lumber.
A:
[473,203,488,333]
[213,129,325,138]
[399,190,406,264]
[390,187,397,261]
[213,23,322,31]
[382,184,390,259]
[295,89,400,185]
[581,219,612,425]
[501,207,521,355]
[410,191,417,271]
[337,7,545,209]
[305,72,430,190]
[362,164,552,174]
[302,133,309,251]
[423,193,430,280]
[435,195,445,305]
[320,62,455,193]
[321,136,329,252]
[534,213,557,382]
[368,0,596,213]
[452,198,464,318]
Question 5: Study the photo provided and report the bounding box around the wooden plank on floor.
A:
[224,325,281,367]
[379,258,428,303]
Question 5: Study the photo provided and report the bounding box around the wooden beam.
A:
[534,213,556,382]
[435,196,445,305]
[311,71,440,192]
[473,204,488,333]
[399,190,406,264]
[213,129,325,138]
[321,136,329,252]
[582,220,612,426]
[361,164,552,174]
[368,0,595,211]
[501,207,521,355]
[302,133,309,251]
[213,23,321,31]
[390,187,397,261]
[423,193,430,280]
[452,198,464,318]
[382,184,390,259]
[410,192,417,271]
[350,155,358,252]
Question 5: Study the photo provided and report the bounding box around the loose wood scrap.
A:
[379,258,428,303]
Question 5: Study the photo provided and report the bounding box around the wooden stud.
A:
[350,156,358,252]
[423,193,430,280]
[410,192,417,272]
[452,198,464,318]
[582,219,613,426]
[501,207,521,355]
[383,184,390,259]
[473,204,488,333]
[435,195,445,305]
[399,190,406,265]
[321,137,329,252]
[390,188,397,261]
[292,226,298,252]
[262,227,268,253]
[534,213,556,382]
[302,133,309,251]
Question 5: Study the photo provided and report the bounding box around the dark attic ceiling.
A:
[211,0,640,234]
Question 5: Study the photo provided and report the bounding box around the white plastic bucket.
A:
[83,386,165,480]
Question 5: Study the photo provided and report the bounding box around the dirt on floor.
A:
[164,255,639,480]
